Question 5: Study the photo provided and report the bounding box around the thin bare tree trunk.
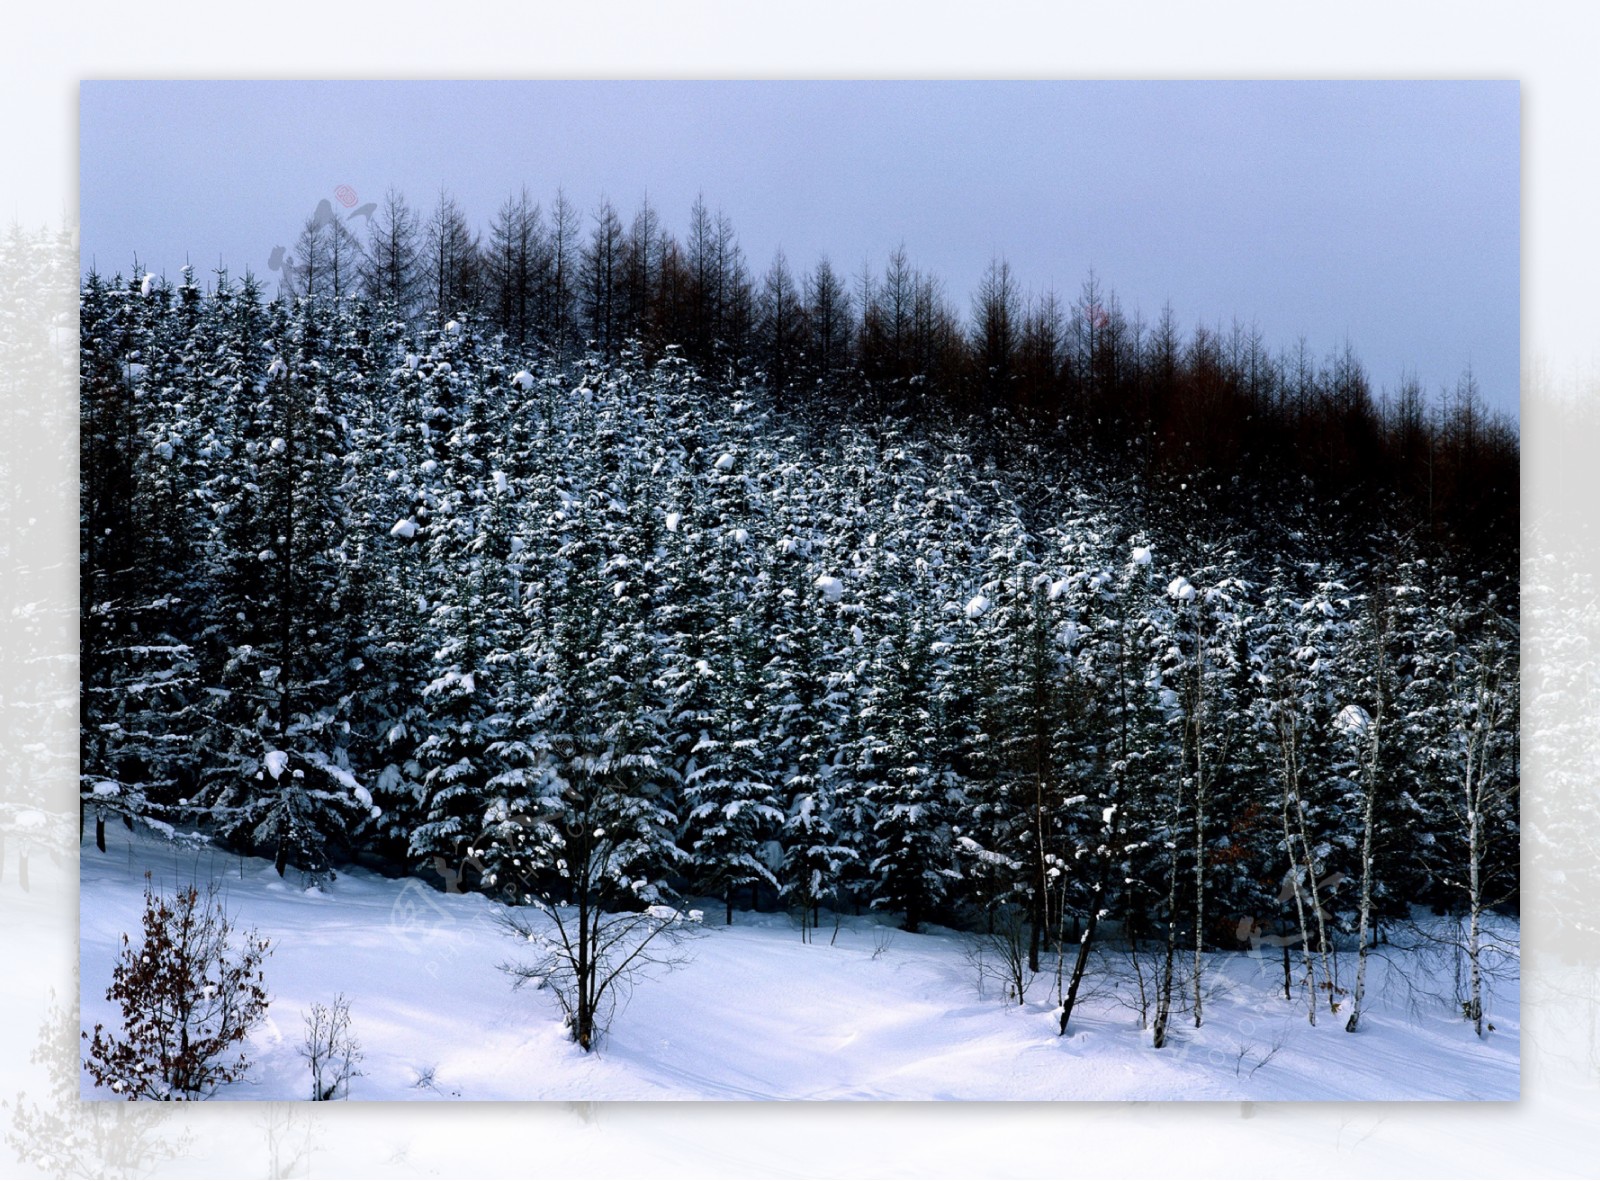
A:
[1290,772,1336,1015]
[1152,779,1183,1049]
[1191,611,1207,1029]
[1280,779,1318,1026]
[1346,695,1381,1032]
[1466,727,1485,1036]
[1346,763,1377,1031]
[1462,650,1507,1038]
[1060,878,1103,1036]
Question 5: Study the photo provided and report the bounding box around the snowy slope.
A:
[79,832,1518,1102]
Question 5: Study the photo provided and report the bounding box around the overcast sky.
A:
[80,80,1519,419]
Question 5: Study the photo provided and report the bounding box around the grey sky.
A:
[80,80,1519,419]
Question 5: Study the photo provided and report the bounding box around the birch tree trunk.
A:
[1345,738,1378,1032]
[1280,784,1318,1026]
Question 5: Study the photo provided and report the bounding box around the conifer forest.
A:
[77,183,1520,1096]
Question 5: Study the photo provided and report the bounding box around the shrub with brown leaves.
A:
[83,877,272,1100]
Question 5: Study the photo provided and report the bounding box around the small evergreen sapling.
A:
[83,877,271,1100]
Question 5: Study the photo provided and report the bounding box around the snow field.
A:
[80,833,1517,1102]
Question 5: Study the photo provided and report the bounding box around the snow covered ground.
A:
[79,832,1518,1102]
